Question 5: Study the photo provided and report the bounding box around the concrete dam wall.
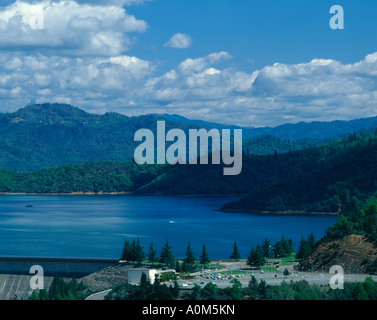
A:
[0,256,119,300]
[0,256,119,277]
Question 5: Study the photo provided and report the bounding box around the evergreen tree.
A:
[138,272,152,300]
[132,238,145,266]
[230,241,241,261]
[258,279,267,300]
[199,243,210,267]
[247,245,265,269]
[261,238,272,259]
[121,239,132,261]
[273,236,294,258]
[175,260,181,273]
[189,284,201,300]
[147,242,158,265]
[307,232,317,251]
[183,241,196,272]
[297,236,311,260]
[160,240,175,268]
[246,276,258,300]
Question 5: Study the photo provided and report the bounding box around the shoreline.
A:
[0,191,340,216]
[219,208,340,216]
[0,191,245,198]
[0,192,345,215]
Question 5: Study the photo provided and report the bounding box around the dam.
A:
[0,256,119,300]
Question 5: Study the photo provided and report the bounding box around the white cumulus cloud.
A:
[0,0,148,56]
[164,33,193,49]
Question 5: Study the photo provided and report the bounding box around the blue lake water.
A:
[0,195,339,260]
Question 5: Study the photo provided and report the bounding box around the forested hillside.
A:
[141,132,377,213]
[221,133,377,213]
[1,131,377,217]
[2,103,377,171]
[0,103,198,171]
[0,161,166,194]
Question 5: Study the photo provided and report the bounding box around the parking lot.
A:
[173,261,377,289]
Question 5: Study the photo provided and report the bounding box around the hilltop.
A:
[158,113,377,141]
[1,103,377,171]
[0,104,197,171]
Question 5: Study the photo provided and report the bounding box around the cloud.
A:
[0,52,154,112]
[164,33,193,49]
[0,0,148,56]
[140,52,377,126]
[1,0,153,6]
[0,44,377,127]
[70,0,153,5]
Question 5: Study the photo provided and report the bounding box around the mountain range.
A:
[157,112,377,140]
[1,103,377,171]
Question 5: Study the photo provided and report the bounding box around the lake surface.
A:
[0,195,339,260]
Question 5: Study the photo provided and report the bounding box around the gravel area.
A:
[81,264,132,292]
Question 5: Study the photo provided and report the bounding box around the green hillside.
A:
[0,161,166,194]
[1,131,376,217]
[2,103,377,172]
[221,133,377,213]
[139,132,377,213]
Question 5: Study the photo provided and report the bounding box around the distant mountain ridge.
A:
[0,103,200,171]
[157,113,377,141]
[1,103,377,171]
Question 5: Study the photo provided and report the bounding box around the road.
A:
[85,289,112,300]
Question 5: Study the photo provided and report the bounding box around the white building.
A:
[127,269,157,285]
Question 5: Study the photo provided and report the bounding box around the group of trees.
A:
[106,274,377,301]
[0,161,165,194]
[121,236,299,273]
[105,273,180,300]
[121,239,211,272]
[326,197,377,242]
[28,277,89,300]
[242,135,331,157]
[247,236,295,269]
[296,233,317,260]
[222,131,377,213]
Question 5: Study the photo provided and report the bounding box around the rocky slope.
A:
[299,234,377,273]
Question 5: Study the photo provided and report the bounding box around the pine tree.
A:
[258,279,267,300]
[160,240,175,268]
[247,247,256,269]
[175,260,181,273]
[183,241,196,272]
[255,244,266,268]
[247,276,258,300]
[297,236,310,259]
[121,239,131,261]
[273,236,294,258]
[307,232,316,251]
[199,243,210,267]
[133,238,145,266]
[230,241,241,261]
[247,245,265,269]
[147,242,157,265]
[261,238,272,259]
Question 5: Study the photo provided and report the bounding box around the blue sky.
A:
[0,0,377,127]
[131,0,377,70]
